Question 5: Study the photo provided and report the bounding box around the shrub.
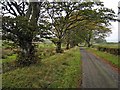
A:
[96,46,119,56]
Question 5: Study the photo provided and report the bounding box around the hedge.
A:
[93,46,120,56]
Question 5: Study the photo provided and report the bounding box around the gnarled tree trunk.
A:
[56,40,63,53]
[17,38,38,66]
[17,1,40,66]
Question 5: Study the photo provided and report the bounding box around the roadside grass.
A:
[87,48,119,68]
[2,47,82,88]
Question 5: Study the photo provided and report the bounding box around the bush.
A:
[96,46,119,56]
[2,55,7,59]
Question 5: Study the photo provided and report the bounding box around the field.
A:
[93,43,119,48]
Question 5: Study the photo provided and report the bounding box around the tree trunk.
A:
[70,41,75,48]
[86,41,92,47]
[66,42,70,49]
[17,42,37,66]
[16,2,40,66]
[56,41,63,53]
[86,32,92,47]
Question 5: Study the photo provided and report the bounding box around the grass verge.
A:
[2,47,82,88]
[87,48,119,68]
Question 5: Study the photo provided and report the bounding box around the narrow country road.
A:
[80,47,119,88]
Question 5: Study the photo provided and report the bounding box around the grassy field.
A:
[87,48,119,68]
[2,43,56,63]
[93,43,119,48]
[2,43,57,73]
[2,47,82,88]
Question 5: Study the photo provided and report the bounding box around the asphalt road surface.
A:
[80,47,119,88]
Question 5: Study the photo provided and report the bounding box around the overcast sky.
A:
[101,0,119,42]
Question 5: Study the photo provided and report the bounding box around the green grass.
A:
[2,43,56,64]
[87,48,119,68]
[37,43,56,60]
[2,47,82,88]
[93,43,119,48]
[2,54,17,64]
[38,43,55,49]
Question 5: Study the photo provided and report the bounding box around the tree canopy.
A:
[1,0,116,66]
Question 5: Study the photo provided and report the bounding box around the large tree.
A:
[45,1,102,53]
[2,0,47,66]
[63,2,116,47]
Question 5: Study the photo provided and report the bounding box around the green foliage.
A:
[2,41,17,49]
[2,1,50,67]
[94,37,107,43]
[2,16,38,44]
[50,38,59,45]
[62,2,115,48]
[46,2,104,52]
[92,44,119,56]
[2,16,40,66]
[2,47,82,88]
